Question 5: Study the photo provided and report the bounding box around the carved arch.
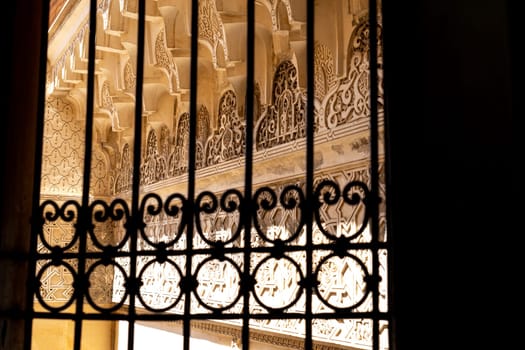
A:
[276,0,291,30]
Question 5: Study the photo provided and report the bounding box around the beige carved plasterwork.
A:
[100,80,123,130]
[314,41,336,101]
[101,80,114,110]
[98,0,111,29]
[196,105,211,168]
[41,96,85,196]
[36,259,75,304]
[113,142,133,194]
[205,90,246,166]
[48,19,91,94]
[253,82,262,123]
[268,0,294,32]
[198,0,229,67]
[186,320,366,350]
[36,203,116,305]
[169,112,189,176]
[91,145,111,196]
[154,29,180,93]
[168,112,191,177]
[141,128,169,186]
[255,60,308,150]
[124,60,136,91]
[322,19,384,130]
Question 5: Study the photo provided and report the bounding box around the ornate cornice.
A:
[144,319,367,350]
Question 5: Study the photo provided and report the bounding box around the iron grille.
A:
[26,1,389,349]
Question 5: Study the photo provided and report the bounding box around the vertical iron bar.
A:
[368,0,381,349]
[242,0,255,349]
[185,0,200,349]
[73,0,99,348]
[305,0,315,349]
[24,1,50,349]
[383,4,396,347]
[128,0,147,349]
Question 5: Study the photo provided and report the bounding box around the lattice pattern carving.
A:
[36,258,114,305]
[91,146,111,196]
[36,200,116,305]
[36,260,76,305]
[41,97,85,195]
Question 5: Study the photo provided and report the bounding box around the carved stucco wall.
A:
[41,96,85,196]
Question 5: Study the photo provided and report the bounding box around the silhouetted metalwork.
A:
[27,0,387,349]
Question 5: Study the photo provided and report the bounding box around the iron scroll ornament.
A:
[314,180,371,241]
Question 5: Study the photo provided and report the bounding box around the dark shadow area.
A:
[383,0,520,348]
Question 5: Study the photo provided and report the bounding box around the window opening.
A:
[28,0,389,349]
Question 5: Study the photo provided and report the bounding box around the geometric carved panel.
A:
[41,96,85,195]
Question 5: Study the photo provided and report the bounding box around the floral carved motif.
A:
[155,29,180,93]
[323,19,384,130]
[141,128,169,186]
[198,0,229,66]
[205,90,246,166]
[314,41,336,101]
[255,60,308,150]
